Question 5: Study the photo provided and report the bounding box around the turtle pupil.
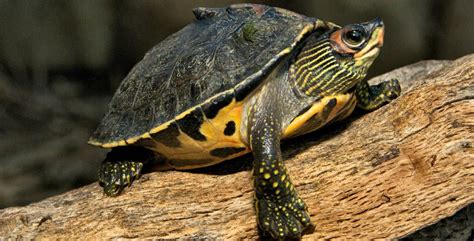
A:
[348,30,362,42]
[349,31,361,41]
[343,29,365,47]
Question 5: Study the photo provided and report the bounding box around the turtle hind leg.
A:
[98,146,154,196]
[99,160,143,196]
[355,79,401,111]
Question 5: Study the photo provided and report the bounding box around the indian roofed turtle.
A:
[89,4,401,240]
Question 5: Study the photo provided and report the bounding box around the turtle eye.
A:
[342,29,366,48]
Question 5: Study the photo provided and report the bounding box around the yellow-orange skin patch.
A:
[283,94,355,138]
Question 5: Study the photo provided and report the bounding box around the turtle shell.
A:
[89,4,335,147]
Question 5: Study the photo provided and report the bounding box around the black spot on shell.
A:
[210,147,246,158]
[202,92,234,119]
[150,122,181,147]
[176,107,207,141]
[224,121,236,136]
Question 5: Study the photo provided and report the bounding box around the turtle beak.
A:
[353,18,385,60]
[369,18,384,47]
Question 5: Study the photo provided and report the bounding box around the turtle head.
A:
[329,18,385,80]
[291,18,385,96]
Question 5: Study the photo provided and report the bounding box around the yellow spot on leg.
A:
[273,182,279,188]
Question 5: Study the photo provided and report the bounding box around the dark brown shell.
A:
[90,4,332,146]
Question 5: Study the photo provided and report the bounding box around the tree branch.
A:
[1,54,473,239]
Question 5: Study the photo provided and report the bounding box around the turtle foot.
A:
[375,78,401,101]
[98,160,143,196]
[256,196,314,240]
[356,78,401,111]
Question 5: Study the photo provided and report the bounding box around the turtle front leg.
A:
[250,114,313,239]
[98,146,153,196]
[355,79,401,111]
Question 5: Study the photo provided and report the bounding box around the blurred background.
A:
[0,0,473,209]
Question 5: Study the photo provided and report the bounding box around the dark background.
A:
[1,0,473,208]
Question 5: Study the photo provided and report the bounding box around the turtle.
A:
[89,4,401,240]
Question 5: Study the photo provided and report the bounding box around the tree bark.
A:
[1,54,473,240]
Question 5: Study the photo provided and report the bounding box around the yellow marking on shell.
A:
[283,94,353,138]
[150,99,250,170]
[88,21,318,149]
[95,98,251,170]
[264,173,271,179]
[200,99,243,147]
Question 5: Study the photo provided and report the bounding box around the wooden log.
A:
[0,54,473,239]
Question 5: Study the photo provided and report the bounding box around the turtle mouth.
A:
[360,46,380,61]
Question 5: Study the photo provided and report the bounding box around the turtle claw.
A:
[98,160,143,196]
[256,196,314,240]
